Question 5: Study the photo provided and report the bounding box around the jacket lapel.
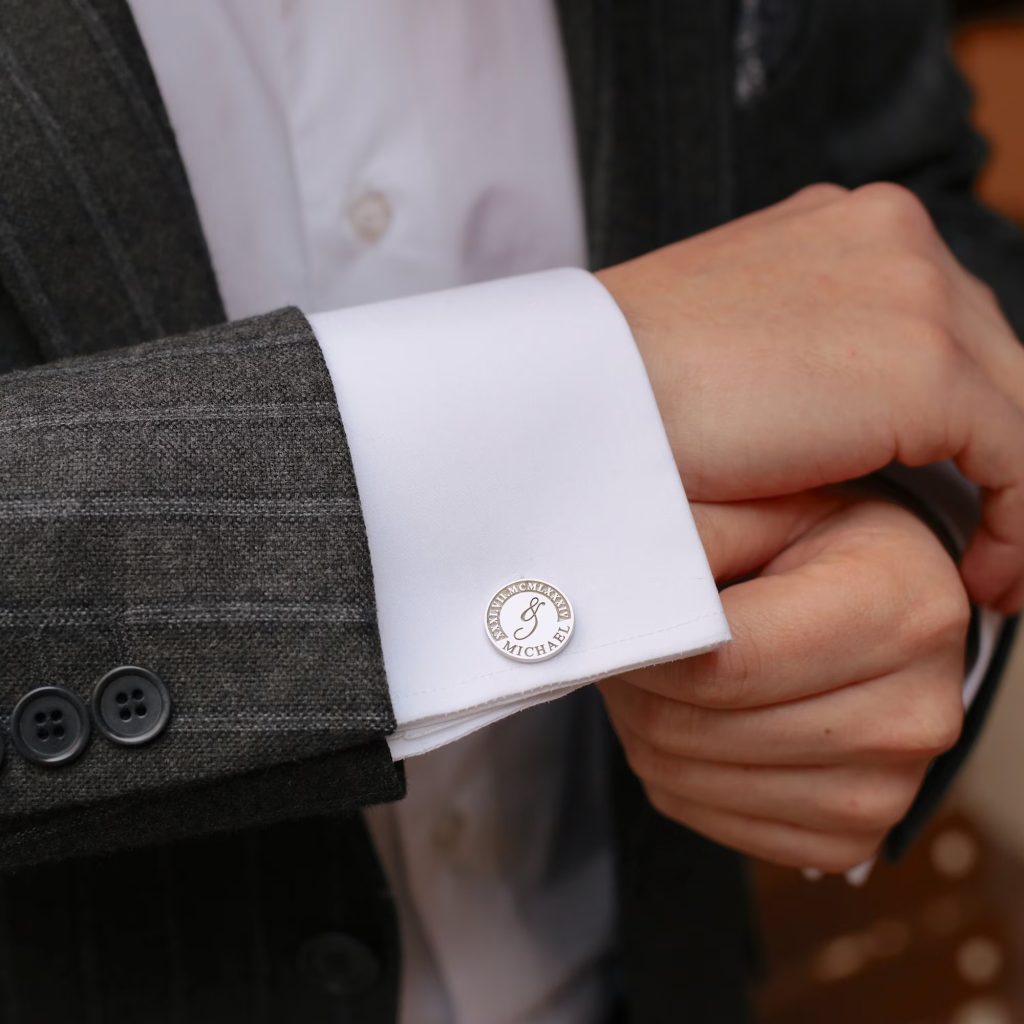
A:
[555,3,754,1018]
[0,0,223,360]
[555,0,737,268]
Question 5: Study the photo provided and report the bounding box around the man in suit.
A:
[0,0,1021,1021]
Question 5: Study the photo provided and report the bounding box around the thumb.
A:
[691,492,843,584]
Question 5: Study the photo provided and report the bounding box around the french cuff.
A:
[309,269,729,759]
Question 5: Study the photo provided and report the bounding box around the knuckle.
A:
[894,322,965,427]
[797,182,848,203]
[894,256,952,318]
[690,641,760,709]
[913,584,972,650]
[830,778,912,832]
[919,693,966,755]
[631,691,683,753]
[970,273,999,308]
[621,735,662,785]
[874,319,962,428]
[629,690,664,746]
[906,318,960,367]
[645,785,683,825]
[851,182,933,236]
[690,506,724,575]
[895,690,964,759]
[855,681,963,762]
[979,281,1003,314]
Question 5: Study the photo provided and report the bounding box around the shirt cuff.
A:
[308,268,729,759]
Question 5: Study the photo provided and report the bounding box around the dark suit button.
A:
[11,687,90,766]
[92,666,171,746]
[297,933,380,996]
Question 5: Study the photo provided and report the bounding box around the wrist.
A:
[594,263,681,467]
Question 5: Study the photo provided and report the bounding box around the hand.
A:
[597,183,1024,611]
[600,493,969,873]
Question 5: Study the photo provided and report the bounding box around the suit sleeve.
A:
[0,306,404,869]
[0,274,732,869]
[823,0,1023,858]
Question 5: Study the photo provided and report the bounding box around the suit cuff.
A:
[877,461,1007,707]
[837,463,1009,882]
[308,269,729,759]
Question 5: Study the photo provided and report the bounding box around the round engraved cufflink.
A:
[484,579,574,663]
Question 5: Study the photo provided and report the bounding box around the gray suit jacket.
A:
[0,0,1019,1021]
[0,0,400,870]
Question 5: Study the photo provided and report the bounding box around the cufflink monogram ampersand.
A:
[484,579,574,662]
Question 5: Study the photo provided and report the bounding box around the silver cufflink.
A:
[484,579,574,663]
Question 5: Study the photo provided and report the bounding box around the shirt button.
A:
[347,190,392,243]
[431,807,465,855]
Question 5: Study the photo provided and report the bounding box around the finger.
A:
[644,789,881,873]
[621,744,926,834]
[944,365,1024,612]
[762,183,851,220]
[624,501,966,709]
[951,281,1024,413]
[621,551,918,708]
[962,517,1023,614]
[999,574,1024,614]
[847,184,1024,419]
[690,492,843,584]
[930,240,1024,417]
[944,275,1024,612]
[603,657,963,767]
[861,221,1024,608]
[879,348,1024,613]
[892,246,1024,610]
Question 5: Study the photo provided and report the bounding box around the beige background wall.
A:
[951,19,1024,863]
[956,639,1024,855]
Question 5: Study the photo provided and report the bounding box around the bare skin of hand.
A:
[597,183,1024,611]
[600,494,969,873]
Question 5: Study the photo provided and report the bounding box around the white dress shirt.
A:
[127,2,727,1021]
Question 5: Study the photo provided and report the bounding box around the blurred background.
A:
[752,5,1024,1022]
